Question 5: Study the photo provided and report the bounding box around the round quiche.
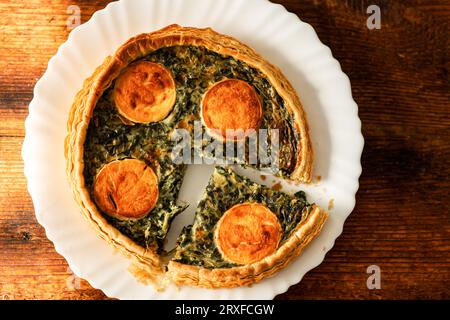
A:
[65,25,326,288]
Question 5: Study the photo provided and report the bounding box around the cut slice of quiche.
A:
[168,166,328,288]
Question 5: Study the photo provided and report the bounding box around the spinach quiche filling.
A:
[172,166,314,269]
[144,45,299,173]
[83,45,301,251]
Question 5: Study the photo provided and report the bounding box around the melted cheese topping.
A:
[215,202,282,264]
[93,159,159,220]
[113,61,176,123]
[201,79,262,140]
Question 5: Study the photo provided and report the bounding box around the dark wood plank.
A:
[0,0,448,300]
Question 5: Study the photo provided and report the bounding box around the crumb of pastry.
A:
[271,182,282,191]
[328,198,334,210]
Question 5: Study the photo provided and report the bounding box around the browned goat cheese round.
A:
[113,61,176,123]
[215,202,282,264]
[93,159,159,220]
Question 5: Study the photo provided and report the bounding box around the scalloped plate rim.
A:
[22,0,364,300]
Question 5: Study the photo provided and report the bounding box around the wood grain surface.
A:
[0,0,448,300]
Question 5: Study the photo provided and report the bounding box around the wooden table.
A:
[0,0,448,300]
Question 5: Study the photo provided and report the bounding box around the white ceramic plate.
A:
[22,0,363,300]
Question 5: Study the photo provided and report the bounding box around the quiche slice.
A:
[168,166,328,288]
[65,25,316,281]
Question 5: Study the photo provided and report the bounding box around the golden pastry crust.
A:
[65,59,165,279]
[113,61,176,123]
[215,203,281,265]
[65,24,316,283]
[201,79,262,140]
[168,206,328,288]
[93,159,159,220]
